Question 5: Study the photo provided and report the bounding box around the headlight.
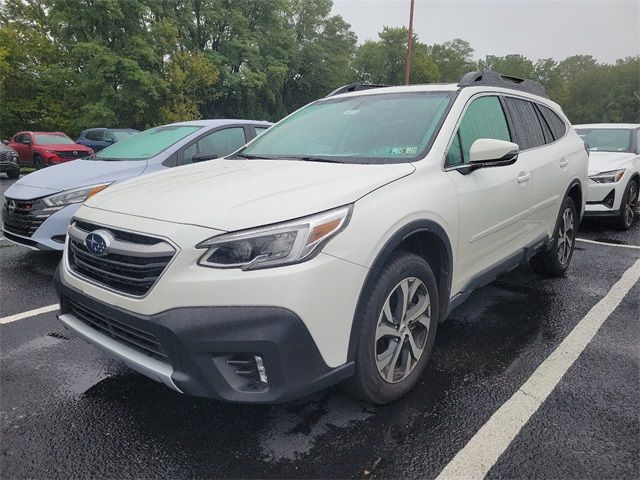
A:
[589,169,625,183]
[197,205,353,270]
[42,183,111,207]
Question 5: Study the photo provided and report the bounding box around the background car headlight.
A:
[589,169,625,183]
[42,183,111,207]
[197,205,352,270]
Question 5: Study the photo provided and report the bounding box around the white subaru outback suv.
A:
[55,71,588,404]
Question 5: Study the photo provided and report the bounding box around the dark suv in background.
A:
[0,141,20,179]
[76,128,139,152]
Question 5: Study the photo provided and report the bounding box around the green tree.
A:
[353,27,439,85]
[429,38,476,82]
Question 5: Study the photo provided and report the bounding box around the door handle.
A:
[559,157,569,167]
[517,172,531,183]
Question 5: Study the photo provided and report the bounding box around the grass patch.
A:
[20,167,35,174]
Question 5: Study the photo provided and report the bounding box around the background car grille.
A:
[68,221,175,296]
[2,198,49,238]
[0,150,19,162]
[56,150,89,159]
[67,299,168,362]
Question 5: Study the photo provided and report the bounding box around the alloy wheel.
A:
[557,207,575,265]
[374,277,431,384]
[624,183,638,228]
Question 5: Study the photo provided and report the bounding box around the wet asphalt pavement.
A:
[1,175,638,479]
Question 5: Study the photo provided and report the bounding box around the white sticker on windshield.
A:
[342,110,360,115]
[389,146,418,155]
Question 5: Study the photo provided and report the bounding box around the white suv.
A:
[575,123,639,230]
[55,71,588,404]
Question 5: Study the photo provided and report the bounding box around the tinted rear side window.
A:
[504,97,545,150]
[538,105,567,140]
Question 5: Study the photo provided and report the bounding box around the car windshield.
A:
[111,130,137,141]
[34,133,75,145]
[576,128,633,153]
[95,125,201,160]
[238,92,455,164]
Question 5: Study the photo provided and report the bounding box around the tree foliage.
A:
[0,0,638,139]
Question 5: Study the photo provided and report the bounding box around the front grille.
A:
[56,150,88,159]
[67,299,168,362]
[2,198,50,238]
[67,221,175,296]
[0,150,18,162]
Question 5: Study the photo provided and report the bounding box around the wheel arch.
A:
[565,178,583,220]
[347,220,453,362]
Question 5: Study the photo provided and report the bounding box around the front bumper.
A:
[54,267,355,403]
[0,160,19,173]
[2,202,80,250]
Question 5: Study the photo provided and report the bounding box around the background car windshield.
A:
[34,133,75,145]
[240,92,454,164]
[96,125,201,160]
[112,130,137,141]
[576,128,632,152]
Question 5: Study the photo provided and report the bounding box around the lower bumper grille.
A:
[67,299,168,362]
[2,198,50,238]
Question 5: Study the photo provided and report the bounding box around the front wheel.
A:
[33,154,44,170]
[615,179,638,231]
[7,169,19,179]
[530,196,578,277]
[345,251,439,405]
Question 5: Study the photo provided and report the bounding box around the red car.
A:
[9,131,94,169]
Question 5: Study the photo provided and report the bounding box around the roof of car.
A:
[169,119,273,127]
[574,123,640,129]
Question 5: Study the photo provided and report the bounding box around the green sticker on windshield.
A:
[389,146,418,155]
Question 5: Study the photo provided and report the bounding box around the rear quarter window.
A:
[538,105,567,141]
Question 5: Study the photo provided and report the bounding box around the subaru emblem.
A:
[7,200,16,214]
[84,230,112,256]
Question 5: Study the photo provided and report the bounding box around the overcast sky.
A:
[331,0,639,63]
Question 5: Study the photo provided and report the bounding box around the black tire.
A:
[615,179,638,231]
[530,196,578,278]
[345,251,439,405]
[7,169,19,179]
[33,154,44,169]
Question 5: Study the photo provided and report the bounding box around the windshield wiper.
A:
[275,155,343,164]
[232,153,262,159]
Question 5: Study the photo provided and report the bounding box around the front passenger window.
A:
[446,96,511,166]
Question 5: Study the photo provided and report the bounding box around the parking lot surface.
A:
[1,176,638,479]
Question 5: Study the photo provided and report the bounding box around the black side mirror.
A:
[192,152,218,163]
[1,139,8,145]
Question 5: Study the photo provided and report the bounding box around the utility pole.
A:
[404,0,415,85]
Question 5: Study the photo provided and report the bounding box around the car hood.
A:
[588,151,638,175]
[39,143,93,151]
[85,159,415,231]
[5,159,149,200]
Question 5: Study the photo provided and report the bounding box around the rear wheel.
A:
[615,179,638,231]
[33,154,44,170]
[530,196,577,278]
[345,251,439,404]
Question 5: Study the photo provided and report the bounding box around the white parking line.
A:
[0,304,59,325]
[436,258,640,480]
[576,237,640,250]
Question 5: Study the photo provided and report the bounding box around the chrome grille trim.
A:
[67,221,177,297]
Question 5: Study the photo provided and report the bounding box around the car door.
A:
[502,96,561,241]
[178,126,249,165]
[10,134,25,163]
[445,94,533,294]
